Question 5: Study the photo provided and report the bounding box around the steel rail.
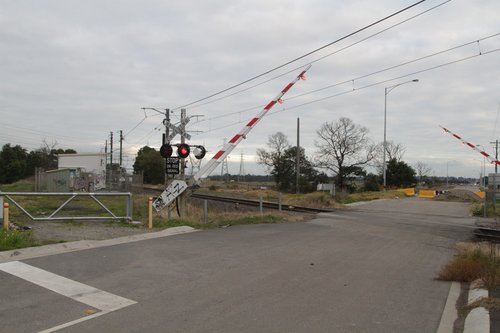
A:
[474,227,500,242]
[191,193,334,213]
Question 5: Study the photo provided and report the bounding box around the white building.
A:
[58,153,107,190]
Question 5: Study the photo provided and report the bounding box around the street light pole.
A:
[383,79,419,189]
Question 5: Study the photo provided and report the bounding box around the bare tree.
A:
[314,117,376,189]
[373,140,406,173]
[257,132,291,189]
[257,132,290,168]
[415,162,432,185]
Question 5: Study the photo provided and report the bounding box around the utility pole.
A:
[238,152,245,182]
[296,117,300,194]
[491,140,499,173]
[179,109,187,218]
[119,130,123,167]
[164,109,170,186]
[109,131,113,189]
[104,140,108,187]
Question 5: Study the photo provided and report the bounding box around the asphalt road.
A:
[0,197,474,333]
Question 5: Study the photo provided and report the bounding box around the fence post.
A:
[3,202,9,230]
[0,196,3,227]
[127,193,133,221]
[278,193,282,212]
[203,200,208,224]
[148,197,153,229]
[259,195,263,216]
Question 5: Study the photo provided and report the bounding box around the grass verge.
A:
[0,229,38,251]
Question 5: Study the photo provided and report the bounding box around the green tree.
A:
[282,146,323,193]
[257,133,322,192]
[0,144,28,184]
[25,146,77,175]
[364,173,381,192]
[386,158,417,187]
[133,146,165,184]
[257,132,291,191]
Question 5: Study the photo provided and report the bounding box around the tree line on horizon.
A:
[0,142,76,184]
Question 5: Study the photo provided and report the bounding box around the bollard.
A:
[3,203,9,230]
[148,197,153,229]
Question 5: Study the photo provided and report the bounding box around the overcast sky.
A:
[1,0,499,179]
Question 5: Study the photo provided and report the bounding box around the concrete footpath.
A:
[464,281,490,333]
[437,281,490,333]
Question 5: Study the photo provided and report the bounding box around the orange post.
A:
[3,203,9,230]
[148,197,153,229]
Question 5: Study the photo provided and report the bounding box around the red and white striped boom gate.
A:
[153,65,311,212]
[440,125,500,165]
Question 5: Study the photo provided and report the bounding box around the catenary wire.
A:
[171,0,428,111]
[190,33,500,126]
[185,0,452,112]
[195,47,500,135]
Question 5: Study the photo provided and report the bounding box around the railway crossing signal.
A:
[193,146,206,159]
[153,65,311,212]
[159,143,205,159]
[177,143,190,158]
[160,143,173,158]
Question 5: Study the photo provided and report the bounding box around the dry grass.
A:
[437,242,500,290]
[149,198,307,229]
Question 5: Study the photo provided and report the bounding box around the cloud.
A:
[0,0,499,178]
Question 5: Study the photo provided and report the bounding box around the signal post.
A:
[158,108,206,218]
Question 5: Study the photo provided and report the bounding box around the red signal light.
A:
[177,143,190,158]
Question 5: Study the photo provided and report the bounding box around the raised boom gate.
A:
[0,192,133,222]
[153,65,312,212]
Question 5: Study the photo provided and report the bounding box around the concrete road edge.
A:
[437,282,461,333]
[0,226,198,263]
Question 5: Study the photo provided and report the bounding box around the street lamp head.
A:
[412,79,419,82]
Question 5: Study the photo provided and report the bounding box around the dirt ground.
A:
[16,219,157,244]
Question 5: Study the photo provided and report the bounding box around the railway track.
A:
[474,227,500,242]
[191,193,334,214]
[143,186,334,214]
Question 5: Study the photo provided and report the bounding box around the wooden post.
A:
[3,203,9,230]
[148,197,153,229]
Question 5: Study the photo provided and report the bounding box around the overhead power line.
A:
[191,33,500,127]
[198,46,500,135]
[172,0,428,111]
[185,0,451,112]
